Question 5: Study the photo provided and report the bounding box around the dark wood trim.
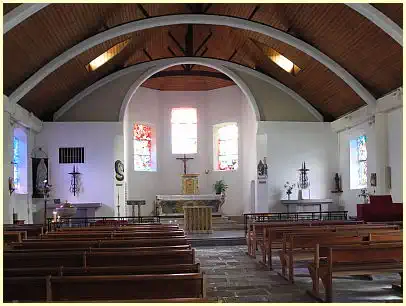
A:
[137,4,150,18]
[194,32,212,56]
[203,4,213,13]
[228,49,237,61]
[149,70,232,81]
[143,49,153,61]
[248,5,261,20]
[168,31,186,55]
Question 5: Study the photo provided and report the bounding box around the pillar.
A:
[373,112,390,195]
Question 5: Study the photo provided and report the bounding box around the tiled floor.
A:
[195,245,403,303]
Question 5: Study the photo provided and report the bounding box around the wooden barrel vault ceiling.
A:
[3,3,403,121]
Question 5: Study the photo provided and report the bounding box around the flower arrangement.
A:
[358,188,369,203]
[284,181,295,199]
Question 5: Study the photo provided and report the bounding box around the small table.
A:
[280,199,333,218]
[127,200,146,219]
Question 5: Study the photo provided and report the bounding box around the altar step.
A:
[160,215,245,231]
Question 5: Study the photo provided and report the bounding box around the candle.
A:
[53,211,57,222]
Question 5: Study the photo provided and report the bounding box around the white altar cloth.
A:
[156,194,222,201]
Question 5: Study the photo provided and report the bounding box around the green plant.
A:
[214,180,228,194]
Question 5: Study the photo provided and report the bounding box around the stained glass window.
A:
[350,134,367,189]
[133,124,153,171]
[214,123,238,171]
[171,108,197,154]
[357,135,367,187]
[13,136,21,190]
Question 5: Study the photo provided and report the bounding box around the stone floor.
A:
[195,245,403,303]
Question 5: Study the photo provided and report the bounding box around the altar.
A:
[155,194,223,216]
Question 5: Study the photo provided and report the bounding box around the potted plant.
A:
[214,180,228,195]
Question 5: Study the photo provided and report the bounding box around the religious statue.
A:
[263,157,268,176]
[334,173,341,191]
[257,160,265,176]
[36,158,48,194]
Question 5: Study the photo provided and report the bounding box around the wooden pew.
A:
[4,273,206,302]
[11,237,188,249]
[307,242,403,302]
[6,244,192,254]
[58,224,179,231]
[4,231,26,244]
[41,231,185,239]
[4,224,44,238]
[279,230,403,282]
[4,263,200,277]
[246,220,365,258]
[4,249,195,269]
[261,224,400,269]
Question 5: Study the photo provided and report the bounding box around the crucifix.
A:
[176,154,194,175]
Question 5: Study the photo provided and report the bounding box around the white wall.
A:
[124,86,257,216]
[257,121,339,212]
[387,107,403,202]
[334,88,403,216]
[34,122,122,220]
[3,95,42,224]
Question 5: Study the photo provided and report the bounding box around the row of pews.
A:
[4,223,210,302]
[246,220,403,302]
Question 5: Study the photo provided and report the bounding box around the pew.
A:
[260,224,400,269]
[4,263,200,277]
[59,224,179,231]
[4,224,45,238]
[246,220,364,258]
[307,242,403,302]
[4,273,206,302]
[279,230,403,283]
[4,249,195,269]
[11,237,188,249]
[41,231,185,239]
[4,231,26,244]
[6,244,192,254]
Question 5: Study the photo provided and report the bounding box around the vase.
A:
[287,193,291,200]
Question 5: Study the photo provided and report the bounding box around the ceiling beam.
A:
[3,3,50,34]
[9,14,376,108]
[345,3,402,46]
[149,70,232,80]
[168,31,186,55]
[194,32,212,55]
[136,4,150,18]
[248,5,260,20]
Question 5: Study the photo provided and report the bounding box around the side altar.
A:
[155,194,222,215]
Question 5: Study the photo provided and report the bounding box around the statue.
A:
[36,158,48,194]
[263,157,268,176]
[257,160,265,176]
[334,173,341,191]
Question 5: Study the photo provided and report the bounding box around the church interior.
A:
[3,3,403,302]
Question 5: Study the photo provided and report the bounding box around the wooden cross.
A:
[176,154,194,175]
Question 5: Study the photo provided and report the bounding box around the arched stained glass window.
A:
[214,123,238,171]
[133,123,155,171]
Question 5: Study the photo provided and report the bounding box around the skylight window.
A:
[86,39,130,72]
[267,48,301,76]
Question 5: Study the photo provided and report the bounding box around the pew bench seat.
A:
[4,273,206,302]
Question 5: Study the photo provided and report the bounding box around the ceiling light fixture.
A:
[267,48,301,76]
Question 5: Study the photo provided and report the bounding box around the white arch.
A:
[53,57,323,122]
[9,14,376,109]
[4,4,50,34]
[345,3,402,46]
